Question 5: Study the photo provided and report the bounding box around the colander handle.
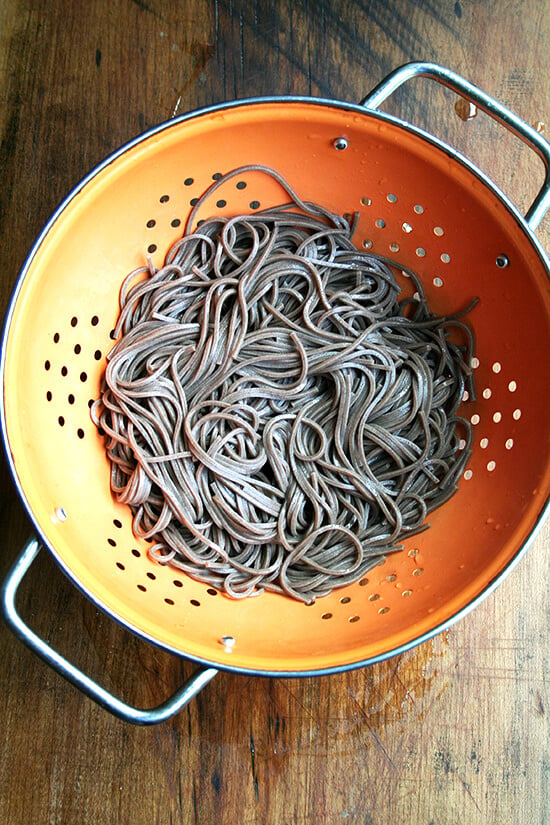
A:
[362,61,550,231]
[0,536,218,725]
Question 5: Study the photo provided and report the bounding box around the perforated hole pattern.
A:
[40,172,519,634]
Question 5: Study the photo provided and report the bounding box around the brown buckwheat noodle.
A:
[93,165,476,603]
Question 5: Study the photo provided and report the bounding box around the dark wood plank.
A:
[0,2,549,824]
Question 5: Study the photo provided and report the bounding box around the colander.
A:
[2,63,549,725]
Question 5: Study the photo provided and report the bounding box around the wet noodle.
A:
[93,166,475,603]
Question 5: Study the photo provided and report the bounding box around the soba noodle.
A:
[93,165,476,603]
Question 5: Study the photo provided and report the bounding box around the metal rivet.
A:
[333,137,349,150]
[496,254,509,268]
[220,635,235,652]
[455,98,478,121]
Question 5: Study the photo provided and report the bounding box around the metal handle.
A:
[1,536,218,725]
[362,61,550,231]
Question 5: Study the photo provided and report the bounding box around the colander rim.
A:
[1,93,549,676]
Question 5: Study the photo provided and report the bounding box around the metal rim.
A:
[2,93,549,677]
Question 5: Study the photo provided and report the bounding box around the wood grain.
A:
[0,2,549,824]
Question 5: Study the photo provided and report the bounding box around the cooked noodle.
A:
[93,165,475,603]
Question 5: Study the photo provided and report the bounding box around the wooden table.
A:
[1,2,548,823]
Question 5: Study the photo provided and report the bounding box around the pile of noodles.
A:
[93,165,476,603]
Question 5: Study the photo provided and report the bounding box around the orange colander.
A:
[2,63,549,724]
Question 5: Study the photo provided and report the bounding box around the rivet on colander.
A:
[220,635,236,653]
[333,137,349,150]
[495,254,509,268]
